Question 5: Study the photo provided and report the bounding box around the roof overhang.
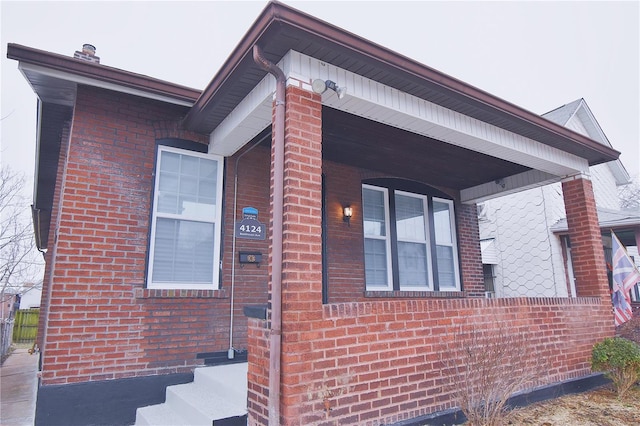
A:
[551,207,640,234]
[7,43,201,107]
[6,1,624,246]
[183,1,619,169]
[6,44,202,249]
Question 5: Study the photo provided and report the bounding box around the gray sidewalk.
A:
[1,347,39,426]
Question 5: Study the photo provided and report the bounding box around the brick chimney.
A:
[73,43,100,64]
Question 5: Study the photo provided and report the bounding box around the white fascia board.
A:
[285,51,588,177]
[460,170,561,204]
[19,62,194,107]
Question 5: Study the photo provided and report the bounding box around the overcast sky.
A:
[2,0,639,203]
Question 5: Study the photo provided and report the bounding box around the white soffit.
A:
[461,169,560,204]
[210,50,590,181]
[285,51,588,177]
[208,72,275,156]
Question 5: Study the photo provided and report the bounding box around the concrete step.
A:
[134,363,248,426]
[165,381,246,425]
[194,363,247,402]
[135,402,193,426]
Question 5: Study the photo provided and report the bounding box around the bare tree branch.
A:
[618,174,640,211]
[0,166,44,297]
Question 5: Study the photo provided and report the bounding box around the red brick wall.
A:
[247,86,615,425]
[247,316,270,425]
[249,296,612,426]
[322,161,484,302]
[39,86,269,385]
[37,119,71,351]
[221,144,271,348]
[456,202,484,296]
[323,161,366,302]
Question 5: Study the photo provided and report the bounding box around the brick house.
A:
[8,2,620,425]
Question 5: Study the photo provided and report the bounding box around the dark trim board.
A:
[35,372,193,426]
[392,373,610,426]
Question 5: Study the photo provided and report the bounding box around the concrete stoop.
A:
[135,363,248,426]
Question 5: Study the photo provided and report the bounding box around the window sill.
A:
[135,288,227,299]
[364,290,466,299]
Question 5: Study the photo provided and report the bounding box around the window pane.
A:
[363,188,386,237]
[395,193,426,241]
[181,155,199,176]
[436,245,456,288]
[398,242,428,287]
[160,151,180,173]
[433,201,452,245]
[365,238,388,287]
[158,193,179,215]
[200,159,218,179]
[152,218,214,284]
[157,151,217,221]
[179,175,198,196]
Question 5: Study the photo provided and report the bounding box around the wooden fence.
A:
[12,308,39,343]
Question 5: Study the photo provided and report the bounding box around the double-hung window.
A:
[362,182,460,291]
[147,145,224,290]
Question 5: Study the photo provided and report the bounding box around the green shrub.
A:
[591,337,640,398]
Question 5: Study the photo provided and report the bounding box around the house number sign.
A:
[235,207,266,240]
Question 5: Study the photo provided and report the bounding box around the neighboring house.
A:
[0,290,19,320]
[18,282,43,309]
[479,98,640,301]
[7,2,623,425]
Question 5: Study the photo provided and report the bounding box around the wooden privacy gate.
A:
[13,308,39,343]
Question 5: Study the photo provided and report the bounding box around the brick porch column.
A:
[278,84,324,424]
[561,174,609,300]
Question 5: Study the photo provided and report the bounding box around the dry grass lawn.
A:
[505,384,640,425]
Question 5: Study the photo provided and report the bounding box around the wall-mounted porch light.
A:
[312,79,347,99]
[343,206,353,226]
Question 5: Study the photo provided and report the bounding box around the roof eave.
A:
[182,1,619,166]
[7,43,202,106]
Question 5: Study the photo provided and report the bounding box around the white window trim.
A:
[147,145,224,290]
[394,190,433,291]
[363,184,393,290]
[362,185,461,292]
[433,197,461,290]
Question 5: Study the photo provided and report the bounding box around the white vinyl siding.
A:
[148,145,224,289]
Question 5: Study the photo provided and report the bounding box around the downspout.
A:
[253,45,285,426]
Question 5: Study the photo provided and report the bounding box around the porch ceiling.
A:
[322,107,528,190]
